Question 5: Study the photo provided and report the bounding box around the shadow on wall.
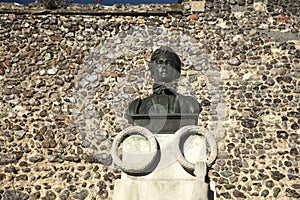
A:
[0,0,179,6]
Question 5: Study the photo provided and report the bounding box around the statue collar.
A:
[152,81,178,95]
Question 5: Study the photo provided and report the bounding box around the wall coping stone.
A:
[0,2,184,16]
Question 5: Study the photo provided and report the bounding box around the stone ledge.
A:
[0,2,184,16]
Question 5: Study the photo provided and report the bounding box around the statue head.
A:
[149,47,181,83]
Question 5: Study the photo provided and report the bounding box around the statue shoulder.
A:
[178,95,202,114]
[127,97,142,115]
[125,97,142,124]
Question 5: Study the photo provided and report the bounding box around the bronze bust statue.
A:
[126,47,201,133]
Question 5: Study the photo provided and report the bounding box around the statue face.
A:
[150,54,180,83]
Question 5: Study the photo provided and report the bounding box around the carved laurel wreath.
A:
[111,125,217,174]
[111,126,158,174]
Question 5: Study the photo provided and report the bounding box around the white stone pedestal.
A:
[113,134,214,200]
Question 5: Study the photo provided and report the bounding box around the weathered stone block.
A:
[190,1,205,12]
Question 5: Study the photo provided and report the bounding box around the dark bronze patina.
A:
[127,47,201,133]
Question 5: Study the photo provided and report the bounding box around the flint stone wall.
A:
[0,0,300,199]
